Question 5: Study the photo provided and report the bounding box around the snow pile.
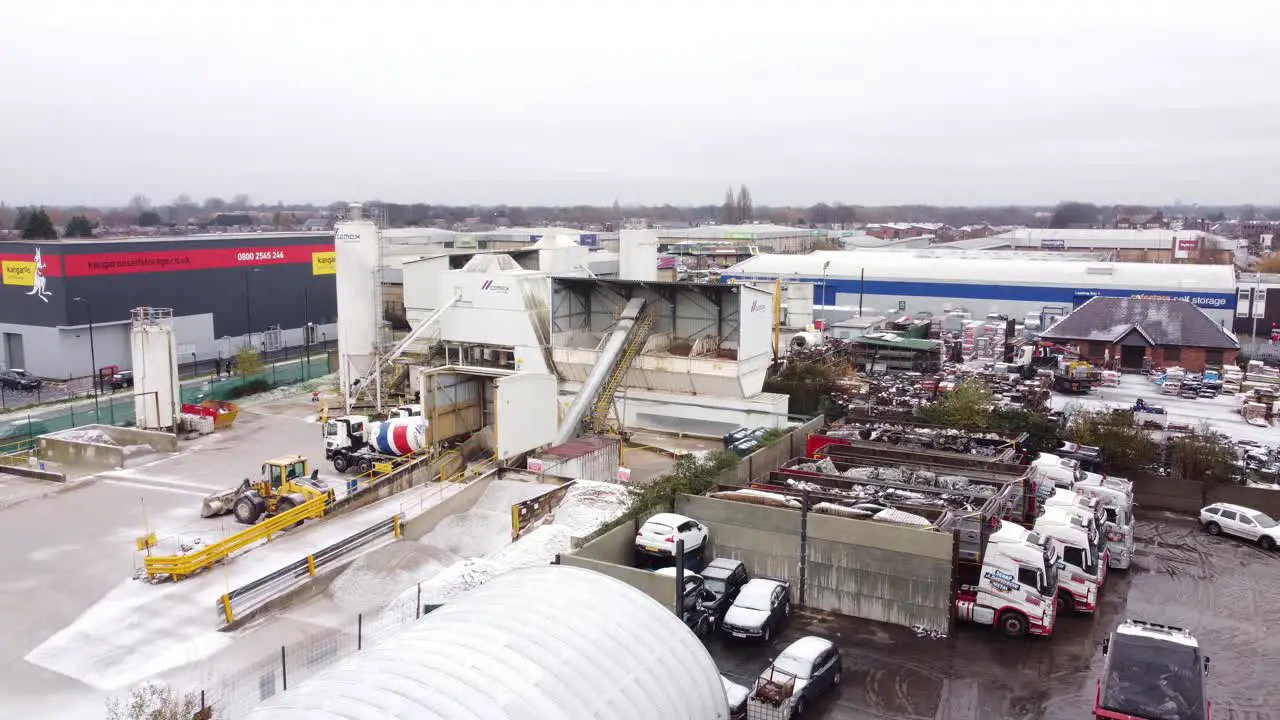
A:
[53,428,118,446]
[327,543,455,613]
[416,523,577,606]
[549,480,633,535]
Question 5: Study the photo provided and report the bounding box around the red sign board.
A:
[60,243,334,277]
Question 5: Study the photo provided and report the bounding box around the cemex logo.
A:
[749,300,767,313]
[481,279,510,294]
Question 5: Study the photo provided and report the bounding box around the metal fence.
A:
[220,515,401,625]
[0,352,334,453]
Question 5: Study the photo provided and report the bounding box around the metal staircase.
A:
[584,305,656,434]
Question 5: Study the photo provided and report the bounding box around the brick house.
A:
[1040,296,1239,372]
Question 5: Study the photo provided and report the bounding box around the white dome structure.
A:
[244,565,730,720]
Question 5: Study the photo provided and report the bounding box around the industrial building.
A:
[0,233,337,377]
[655,224,822,254]
[721,249,1237,326]
[945,228,1238,265]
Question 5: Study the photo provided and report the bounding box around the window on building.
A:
[1164,347,1182,362]
[1206,350,1224,366]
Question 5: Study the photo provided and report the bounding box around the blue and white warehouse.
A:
[722,250,1237,324]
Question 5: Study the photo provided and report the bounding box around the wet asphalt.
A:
[709,510,1280,719]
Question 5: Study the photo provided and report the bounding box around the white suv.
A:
[635,513,709,559]
[1200,502,1280,550]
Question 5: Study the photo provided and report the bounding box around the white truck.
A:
[1035,505,1105,614]
[1073,474,1136,570]
[954,520,1060,638]
[323,408,429,474]
[1032,452,1082,489]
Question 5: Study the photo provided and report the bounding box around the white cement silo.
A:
[333,204,382,408]
[129,307,180,430]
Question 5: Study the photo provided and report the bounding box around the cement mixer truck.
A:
[324,413,428,474]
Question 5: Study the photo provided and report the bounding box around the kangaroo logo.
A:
[26,248,51,302]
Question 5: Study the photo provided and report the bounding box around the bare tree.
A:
[203,197,227,212]
[106,683,209,720]
[230,194,252,210]
[736,185,753,224]
[127,193,152,213]
[719,187,736,224]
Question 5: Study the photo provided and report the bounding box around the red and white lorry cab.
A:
[955,521,1060,638]
[1073,474,1136,570]
[1095,620,1210,720]
[1032,452,1082,489]
[1035,505,1106,614]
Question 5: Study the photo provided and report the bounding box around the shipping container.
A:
[529,435,622,484]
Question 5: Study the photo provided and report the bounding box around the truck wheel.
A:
[1261,535,1276,551]
[333,454,350,473]
[998,611,1028,638]
[233,495,263,525]
[1056,591,1070,617]
[1205,521,1221,536]
[357,457,373,475]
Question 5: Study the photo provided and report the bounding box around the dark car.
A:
[0,369,41,392]
[699,558,749,629]
[749,636,843,718]
[1058,441,1103,471]
[721,577,790,642]
[110,370,134,390]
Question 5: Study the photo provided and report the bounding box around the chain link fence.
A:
[197,590,425,718]
[0,349,334,453]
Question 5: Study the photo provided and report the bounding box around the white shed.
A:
[244,565,731,720]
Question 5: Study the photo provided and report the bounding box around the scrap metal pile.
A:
[820,421,1016,458]
[830,364,1051,418]
[790,457,996,503]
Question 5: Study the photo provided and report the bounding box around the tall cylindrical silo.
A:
[333,205,381,407]
[129,307,180,430]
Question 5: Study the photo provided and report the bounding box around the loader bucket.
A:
[201,488,238,518]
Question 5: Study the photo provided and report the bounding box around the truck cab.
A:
[1096,620,1210,720]
[955,521,1059,637]
[1035,505,1104,613]
[1073,474,1136,570]
[1033,452,1084,489]
[323,415,371,471]
[389,404,423,418]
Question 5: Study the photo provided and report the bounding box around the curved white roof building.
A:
[244,566,730,720]
[723,250,1237,322]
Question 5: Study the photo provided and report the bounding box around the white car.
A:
[1200,502,1280,550]
[635,513,709,559]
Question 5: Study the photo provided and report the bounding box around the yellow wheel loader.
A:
[200,455,334,524]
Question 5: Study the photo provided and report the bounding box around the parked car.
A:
[700,558,749,629]
[722,577,790,642]
[110,370,134,390]
[635,512,709,560]
[653,567,717,636]
[748,636,842,719]
[0,369,41,391]
[1200,502,1280,549]
[722,675,749,720]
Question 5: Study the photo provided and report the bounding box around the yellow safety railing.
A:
[442,453,496,484]
[143,494,329,581]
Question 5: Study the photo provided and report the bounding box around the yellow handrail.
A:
[143,493,329,581]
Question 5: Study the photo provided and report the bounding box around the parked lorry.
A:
[1035,505,1105,613]
[1095,620,1210,720]
[323,413,429,474]
[1072,475,1136,570]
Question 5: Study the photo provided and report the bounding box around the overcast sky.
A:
[4,1,1279,207]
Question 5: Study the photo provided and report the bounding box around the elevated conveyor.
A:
[555,297,651,443]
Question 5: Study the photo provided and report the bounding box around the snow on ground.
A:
[50,428,119,445]
[373,480,633,620]
[23,478,462,692]
[1051,374,1278,445]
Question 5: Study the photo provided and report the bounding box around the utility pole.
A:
[73,297,98,420]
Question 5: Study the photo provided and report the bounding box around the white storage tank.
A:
[334,203,382,404]
[527,435,622,483]
[129,307,179,430]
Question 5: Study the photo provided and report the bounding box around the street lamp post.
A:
[304,286,311,376]
[820,260,831,331]
[72,297,98,420]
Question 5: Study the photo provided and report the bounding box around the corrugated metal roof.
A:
[1040,296,1239,349]
[541,435,616,458]
[245,566,729,720]
[724,250,1235,292]
[992,228,1234,250]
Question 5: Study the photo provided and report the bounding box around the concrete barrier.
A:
[676,493,954,632]
[721,415,824,487]
[35,424,178,471]
[0,463,66,483]
[1210,484,1280,517]
[326,452,464,522]
[559,521,677,611]
[401,476,494,539]
[1131,475,1205,513]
